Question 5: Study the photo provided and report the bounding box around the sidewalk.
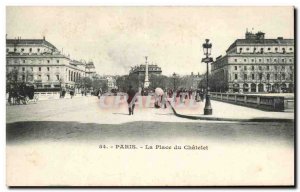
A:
[167,98,294,122]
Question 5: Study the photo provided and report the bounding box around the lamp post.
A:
[201,39,214,115]
[172,72,177,91]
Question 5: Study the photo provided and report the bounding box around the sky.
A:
[6,6,294,76]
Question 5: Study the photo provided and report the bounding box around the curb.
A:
[167,101,294,123]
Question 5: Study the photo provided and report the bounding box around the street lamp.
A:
[201,39,214,115]
[172,72,177,90]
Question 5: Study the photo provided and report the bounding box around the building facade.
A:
[85,61,96,78]
[6,37,95,92]
[129,63,162,76]
[129,62,162,88]
[211,31,294,93]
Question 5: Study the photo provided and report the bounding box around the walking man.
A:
[127,85,137,115]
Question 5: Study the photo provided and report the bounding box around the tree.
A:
[76,77,92,91]
[149,75,168,90]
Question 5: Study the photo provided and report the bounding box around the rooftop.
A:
[6,38,58,50]
[226,31,294,52]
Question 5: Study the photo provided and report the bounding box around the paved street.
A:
[6,96,294,186]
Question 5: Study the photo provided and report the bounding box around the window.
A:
[6,48,9,53]
[21,48,24,52]
[47,75,50,81]
[234,66,237,70]
[267,74,270,80]
[244,59,247,62]
[37,48,40,52]
[260,48,264,53]
[289,59,292,62]
[246,48,250,51]
[31,67,33,71]
[29,48,32,52]
[22,75,25,81]
[266,59,269,62]
[23,60,25,63]
[274,66,277,70]
[244,74,247,80]
[268,47,271,50]
[282,48,286,53]
[239,48,243,53]
[56,75,60,80]
[252,66,255,70]
[234,59,237,62]
[251,59,254,62]
[290,74,293,81]
[57,60,59,63]
[14,48,17,52]
[282,73,285,80]
[290,66,293,70]
[274,59,277,62]
[275,74,278,80]
[258,59,262,62]
[47,67,50,71]
[282,59,285,62]
[235,74,238,79]
[252,74,255,80]
[282,66,285,70]
[266,66,270,70]
[244,66,247,70]
[22,67,25,71]
[259,66,262,70]
[39,67,41,71]
[259,73,263,80]
[275,47,278,52]
[47,60,50,64]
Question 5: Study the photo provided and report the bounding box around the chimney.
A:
[191,72,194,76]
[277,37,283,40]
[43,36,45,40]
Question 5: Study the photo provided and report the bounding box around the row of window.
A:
[234,73,293,81]
[7,47,48,53]
[19,74,60,81]
[234,65,293,71]
[237,47,293,53]
[19,66,60,72]
[9,59,60,64]
[233,58,293,63]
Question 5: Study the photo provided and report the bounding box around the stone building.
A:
[129,63,162,77]
[129,62,162,88]
[85,61,96,78]
[211,31,294,93]
[6,37,94,92]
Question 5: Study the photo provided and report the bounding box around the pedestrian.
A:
[70,89,74,99]
[98,89,102,99]
[127,85,137,115]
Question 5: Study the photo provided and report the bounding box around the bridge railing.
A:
[210,92,285,111]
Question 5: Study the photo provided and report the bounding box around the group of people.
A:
[7,82,35,104]
[125,86,206,116]
[166,88,205,103]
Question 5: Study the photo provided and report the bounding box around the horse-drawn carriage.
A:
[7,83,38,105]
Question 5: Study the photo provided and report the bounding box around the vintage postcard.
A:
[6,6,295,186]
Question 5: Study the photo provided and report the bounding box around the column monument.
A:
[144,56,150,88]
